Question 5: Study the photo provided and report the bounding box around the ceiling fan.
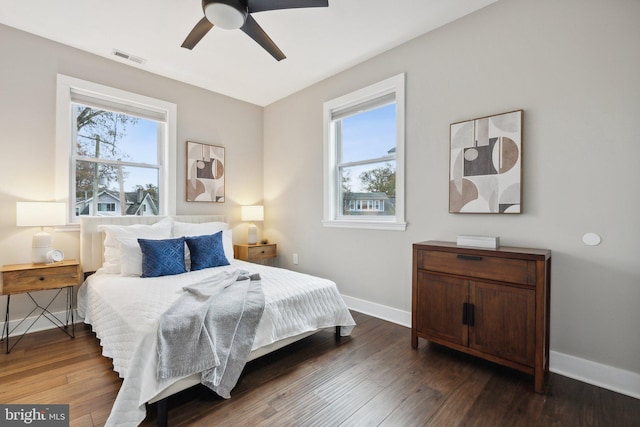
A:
[182,0,329,61]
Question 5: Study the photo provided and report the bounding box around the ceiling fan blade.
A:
[240,14,286,61]
[181,17,214,50]
[247,0,328,14]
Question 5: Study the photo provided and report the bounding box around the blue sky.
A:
[341,103,396,163]
[116,118,159,191]
[78,115,160,192]
[340,103,396,192]
[117,117,158,164]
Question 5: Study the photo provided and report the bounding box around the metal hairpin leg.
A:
[2,295,10,354]
[1,286,75,354]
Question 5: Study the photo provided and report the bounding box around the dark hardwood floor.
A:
[1,311,638,426]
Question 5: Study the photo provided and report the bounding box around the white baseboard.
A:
[550,351,640,399]
[341,294,411,327]
[342,294,640,400]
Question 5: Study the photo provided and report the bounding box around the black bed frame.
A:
[154,326,342,427]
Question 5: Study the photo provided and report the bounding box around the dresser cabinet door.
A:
[416,271,468,347]
[469,281,536,366]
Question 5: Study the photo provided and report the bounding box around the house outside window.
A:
[348,197,386,213]
[323,73,406,230]
[55,75,177,224]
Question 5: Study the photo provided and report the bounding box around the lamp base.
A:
[247,224,258,245]
[32,230,52,264]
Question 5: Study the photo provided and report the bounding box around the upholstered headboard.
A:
[80,215,226,273]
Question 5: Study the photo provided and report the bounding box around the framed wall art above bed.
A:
[187,141,225,202]
[449,110,523,214]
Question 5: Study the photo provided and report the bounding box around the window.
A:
[97,203,115,212]
[323,74,406,230]
[55,75,177,224]
[348,199,385,212]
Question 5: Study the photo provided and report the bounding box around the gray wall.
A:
[1,0,638,390]
[264,0,640,376]
[0,24,263,318]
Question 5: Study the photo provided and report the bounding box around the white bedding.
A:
[77,259,355,426]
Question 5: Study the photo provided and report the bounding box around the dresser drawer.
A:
[2,264,80,294]
[417,250,535,286]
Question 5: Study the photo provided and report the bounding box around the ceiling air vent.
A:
[112,49,146,65]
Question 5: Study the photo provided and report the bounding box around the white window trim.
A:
[322,73,407,231]
[55,74,177,226]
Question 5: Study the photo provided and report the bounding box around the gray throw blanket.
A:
[156,269,265,398]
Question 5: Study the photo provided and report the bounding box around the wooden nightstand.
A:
[234,243,277,264]
[1,259,82,353]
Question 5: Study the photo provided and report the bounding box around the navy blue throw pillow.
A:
[138,237,187,278]
[185,231,230,271]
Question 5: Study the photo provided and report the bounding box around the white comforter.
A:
[77,260,355,426]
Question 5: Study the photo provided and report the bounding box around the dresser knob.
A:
[39,276,45,281]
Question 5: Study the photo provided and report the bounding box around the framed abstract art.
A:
[186,141,225,202]
[449,110,522,214]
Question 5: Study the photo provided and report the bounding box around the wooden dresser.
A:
[412,241,551,393]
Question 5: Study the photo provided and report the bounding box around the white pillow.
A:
[222,229,233,261]
[119,238,143,276]
[98,217,173,274]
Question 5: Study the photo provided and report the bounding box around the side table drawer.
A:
[417,250,535,286]
[247,244,277,260]
[2,264,80,294]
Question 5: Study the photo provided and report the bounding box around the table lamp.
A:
[16,202,66,264]
[240,205,264,245]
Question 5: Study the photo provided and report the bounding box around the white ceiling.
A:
[0,0,496,106]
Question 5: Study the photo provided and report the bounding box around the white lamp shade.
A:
[16,202,66,263]
[241,205,264,222]
[16,202,66,227]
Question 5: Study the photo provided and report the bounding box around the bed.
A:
[77,215,355,427]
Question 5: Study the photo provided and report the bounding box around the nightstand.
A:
[234,243,277,264]
[1,260,82,353]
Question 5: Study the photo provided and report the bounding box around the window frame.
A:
[322,73,406,231]
[55,74,177,225]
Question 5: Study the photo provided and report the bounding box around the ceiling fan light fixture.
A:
[204,0,247,30]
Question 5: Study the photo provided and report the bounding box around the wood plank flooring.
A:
[1,311,639,426]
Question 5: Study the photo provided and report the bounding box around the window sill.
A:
[322,219,407,231]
